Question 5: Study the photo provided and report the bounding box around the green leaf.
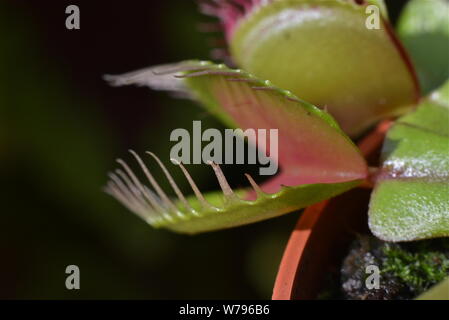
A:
[104,61,367,234]
[228,0,419,136]
[368,80,449,242]
[397,0,449,95]
[417,276,449,300]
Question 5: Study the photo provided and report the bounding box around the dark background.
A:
[1,0,408,299]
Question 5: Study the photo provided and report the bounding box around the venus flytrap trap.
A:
[104,0,449,298]
[105,62,366,234]
[207,0,419,136]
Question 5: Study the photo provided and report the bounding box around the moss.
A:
[340,236,449,300]
[340,236,412,300]
[382,239,449,294]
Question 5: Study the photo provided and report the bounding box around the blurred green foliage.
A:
[397,0,449,94]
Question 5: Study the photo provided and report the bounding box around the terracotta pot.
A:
[272,120,391,300]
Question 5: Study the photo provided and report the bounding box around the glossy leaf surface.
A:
[229,0,419,136]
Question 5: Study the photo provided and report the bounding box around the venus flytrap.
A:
[105,62,365,234]
[104,0,448,253]
[210,0,419,136]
